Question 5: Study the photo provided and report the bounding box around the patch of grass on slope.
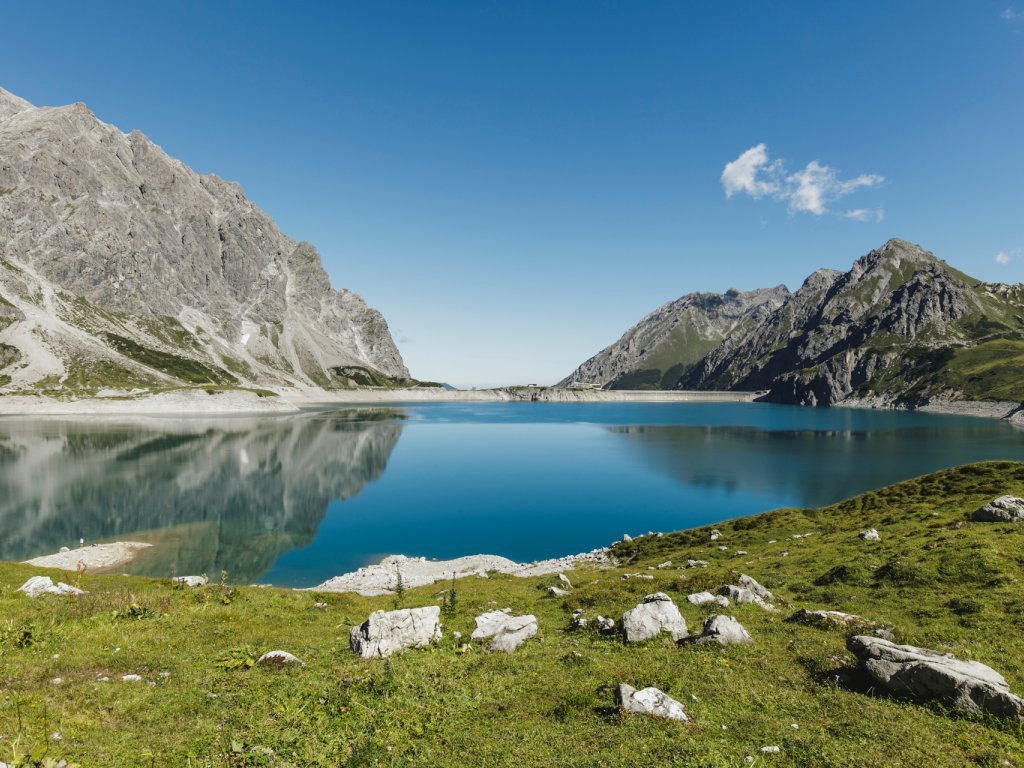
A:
[3,463,1024,766]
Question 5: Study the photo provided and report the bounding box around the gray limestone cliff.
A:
[0,87,408,393]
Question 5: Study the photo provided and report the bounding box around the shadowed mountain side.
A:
[0,410,404,581]
[609,422,1024,508]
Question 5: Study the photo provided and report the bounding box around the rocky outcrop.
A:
[0,87,406,393]
[687,591,730,607]
[616,684,690,721]
[790,609,873,631]
[846,635,1024,718]
[471,610,538,653]
[972,496,1024,522]
[349,606,441,658]
[560,286,789,390]
[622,593,688,643]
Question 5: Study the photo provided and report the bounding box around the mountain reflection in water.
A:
[0,409,404,582]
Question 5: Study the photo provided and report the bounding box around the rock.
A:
[616,684,690,722]
[656,561,673,569]
[718,585,775,611]
[687,559,709,568]
[312,602,328,611]
[621,573,654,580]
[621,534,633,542]
[595,615,617,634]
[717,545,728,551]
[973,496,1024,523]
[790,609,872,630]
[18,576,86,597]
[349,606,442,659]
[710,529,721,541]
[121,674,143,682]
[256,650,304,668]
[59,546,70,553]
[846,635,1024,717]
[694,615,753,646]
[557,573,573,589]
[172,575,209,588]
[547,586,571,597]
[860,528,881,541]
[569,609,588,629]
[622,593,688,643]
[738,574,777,602]
[761,746,781,753]
[471,611,538,653]
[687,591,729,607]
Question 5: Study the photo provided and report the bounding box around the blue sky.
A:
[2,2,1022,387]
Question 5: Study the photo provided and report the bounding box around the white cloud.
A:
[841,207,885,222]
[1002,7,1024,20]
[721,144,884,219]
[721,143,781,199]
[996,249,1020,265]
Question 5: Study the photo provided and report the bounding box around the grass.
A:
[3,462,1024,766]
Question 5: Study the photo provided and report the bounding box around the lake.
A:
[2,402,1023,587]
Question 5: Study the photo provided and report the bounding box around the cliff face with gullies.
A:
[565,239,1024,408]
[0,87,409,394]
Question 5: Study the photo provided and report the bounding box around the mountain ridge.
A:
[0,87,410,395]
[563,238,1024,407]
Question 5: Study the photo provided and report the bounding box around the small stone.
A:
[570,609,588,629]
[595,615,617,634]
[256,650,304,668]
[621,533,633,542]
[710,529,721,541]
[656,561,673,569]
[686,559,709,568]
[621,573,654,580]
[761,746,781,753]
[860,528,881,541]
[312,602,328,611]
[51,677,63,685]
[121,674,143,682]
[547,586,571,597]
[557,573,573,589]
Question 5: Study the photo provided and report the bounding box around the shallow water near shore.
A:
[2,401,1023,587]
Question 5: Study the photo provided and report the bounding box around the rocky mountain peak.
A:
[0,86,409,392]
[0,87,32,122]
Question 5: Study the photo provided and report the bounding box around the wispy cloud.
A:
[996,248,1020,265]
[721,144,884,219]
[1001,6,1024,21]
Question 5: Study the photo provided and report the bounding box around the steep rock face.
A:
[565,238,1024,406]
[560,285,790,389]
[686,239,987,405]
[0,87,407,391]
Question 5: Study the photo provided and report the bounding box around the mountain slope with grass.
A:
[3,461,1024,767]
[563,239,1024,409]
[0,87,411,397]
[560,286,790,390]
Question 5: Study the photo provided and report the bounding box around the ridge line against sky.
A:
[1,2,1022,388]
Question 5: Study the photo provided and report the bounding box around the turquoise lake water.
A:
[2,402,1023,587]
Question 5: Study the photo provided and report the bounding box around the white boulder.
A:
[471,610,538,653]
[859,528,881,541]
[622,593,688,643]
[349,606,441,659]
[617,684,689,721]
[694,615,753,646]
[18,576,86,597]
[256,650,304,667]
[973,496,1024,522]
[172,575,209,587]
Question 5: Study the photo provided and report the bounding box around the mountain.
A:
[564,238,1024,407]
[0,87,409,394]
[559,286,790,389]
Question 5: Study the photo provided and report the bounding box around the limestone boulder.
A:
[972,496,1024,522]
[18,576,86,597]
[616,684,689,721]
[349,606,441,659]
[694,615,753,646]
[847,635,1024,717]
[622,593,688,643]
[471,611,538,653]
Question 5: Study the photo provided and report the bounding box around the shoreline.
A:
[23,541,153,571]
